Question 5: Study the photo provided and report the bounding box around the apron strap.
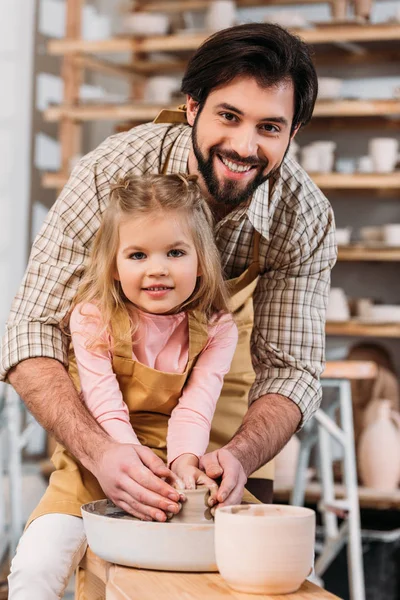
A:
[252,230,261,274]
[187,312,209,364]
[153,104,188,126]
[111,309,134,360]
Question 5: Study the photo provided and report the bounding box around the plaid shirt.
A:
[1,122,337,424]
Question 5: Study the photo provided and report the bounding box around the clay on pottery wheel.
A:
[172,486,213,523]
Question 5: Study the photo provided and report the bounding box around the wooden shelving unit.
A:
[274,481,400,510]
[326,321,400,338]
[338,245,400,261]
[43,99,400,123]
[41,170,400,191]
[48,23,400,56]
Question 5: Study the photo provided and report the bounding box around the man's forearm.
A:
[8,357,111,471]
[225,393,301,477]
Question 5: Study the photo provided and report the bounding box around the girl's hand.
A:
[170,453,219,506]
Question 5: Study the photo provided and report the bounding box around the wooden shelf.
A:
[313,99,400,118]
[338,245,400,261]
[326,321,400,338]
[44,99,400,123]
[313,172,400,189]
[274,482,400,511]
[140,0,337,11]
[48,23,400,56]
[41,171,400,191]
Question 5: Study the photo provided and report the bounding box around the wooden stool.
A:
[76,547,341,599]
[292,361,377,600]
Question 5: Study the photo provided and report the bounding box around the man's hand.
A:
[200,448,247,507]
[91,442,183,522]
[170,453,219,505]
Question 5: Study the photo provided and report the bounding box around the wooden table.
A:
[76,548,341,599]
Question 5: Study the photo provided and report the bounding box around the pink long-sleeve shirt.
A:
[70,303,238,465]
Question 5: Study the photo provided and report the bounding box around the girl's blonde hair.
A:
[71,173,230,349]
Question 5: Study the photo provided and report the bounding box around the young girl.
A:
[8,173,238,600]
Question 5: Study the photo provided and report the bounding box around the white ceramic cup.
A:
[368,138,399,173]
[383,224,400,247]
[121,12,169,36]
[336,227,352,245]
[205,0,236,32]
[359,226,383,243]
[300,145,320,172]
[326,288,350,322]
[144,76,179,104]
[357,155,373,173]
[215,504,315,595]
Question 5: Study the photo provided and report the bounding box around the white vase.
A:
[274,435,300,487]
[358,400,400,490]
[205,1,236,32]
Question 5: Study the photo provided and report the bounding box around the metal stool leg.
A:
[339,380,365,600]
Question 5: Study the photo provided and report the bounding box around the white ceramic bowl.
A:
[370,305,400,323]
[336,227,352,245]
[81,500,217,571]
[121,12,169,36]
[383,224,400,247]
[318,77,343,100]
[215,504,315,595]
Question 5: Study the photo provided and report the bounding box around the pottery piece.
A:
[81,499,217,571]
[331,0,348,19]
[172,487,213,523]
[264,11,309,29]
[215,504,315,595]
[144,76,180,104]
[300,145,320,173]
[358,400,400,490]
[368,137,399,173]
[357,155,373,173]
[121,12,169,36]
[336,158,356,174]
[383,224,400,247]
[205,1,236,32]
[318,77,343,100]
[310,141,337,174]
[326,288,350,322]
[335,227,352,245]
[359,226,383,244]
[274,435,300,487]
[353,0,373,20]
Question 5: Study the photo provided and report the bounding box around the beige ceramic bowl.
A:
[81,499,217,572]
[215,504,315,594]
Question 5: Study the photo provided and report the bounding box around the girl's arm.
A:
[70,303,140,445]
[167,313,238,467]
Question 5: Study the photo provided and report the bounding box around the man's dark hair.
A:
[181,23,318,131]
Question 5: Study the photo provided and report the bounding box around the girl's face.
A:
[115,210,200,315]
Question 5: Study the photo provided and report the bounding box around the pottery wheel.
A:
[81,499,217,572]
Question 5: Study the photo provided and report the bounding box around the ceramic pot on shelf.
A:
[358,399,400,491]
[353,0,373,21]
[205,1,236,32]
[331,0,348,19]
[274,435,300,487]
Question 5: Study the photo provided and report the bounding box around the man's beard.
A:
[192,116,278,208]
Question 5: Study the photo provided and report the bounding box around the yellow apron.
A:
[28,310,210,523]
[208,231,274,481]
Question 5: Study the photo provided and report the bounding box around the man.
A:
[1,23,336,521]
